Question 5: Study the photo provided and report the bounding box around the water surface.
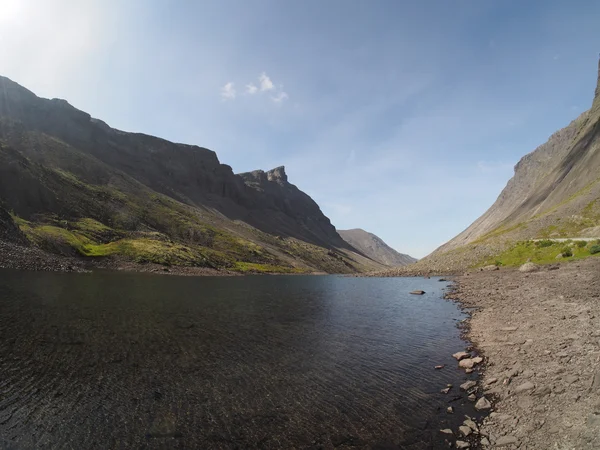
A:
[0,270,475,449]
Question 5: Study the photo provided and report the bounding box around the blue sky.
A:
[1,0,599,257]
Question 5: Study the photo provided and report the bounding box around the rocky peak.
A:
[592,55,600,116]
[266,166,288,183]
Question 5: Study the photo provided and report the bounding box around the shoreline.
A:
[450,257,600,449]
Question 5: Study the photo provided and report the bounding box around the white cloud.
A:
[221,82,236,100]
[259,72,274,91]
[245,83,258,94]
[271,91,289,103]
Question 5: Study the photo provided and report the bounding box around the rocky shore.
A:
[448,257,600,449]
[0,240,87,273]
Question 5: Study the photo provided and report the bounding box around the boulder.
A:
[519,262,539,273]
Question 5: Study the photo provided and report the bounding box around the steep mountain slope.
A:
[338,229,417,266]
[0,76,383,274]
[379,58,600,274]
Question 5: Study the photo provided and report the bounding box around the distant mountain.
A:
[0,75,385,274]
[338,229,417,266]
[402,58,600,272]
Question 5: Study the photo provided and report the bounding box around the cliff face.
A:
[0,75,372,273]
[421,58,600,270]
[0,76,349,249]
[338,229,417,266]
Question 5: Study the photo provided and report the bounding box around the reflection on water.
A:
[0,270,473,449]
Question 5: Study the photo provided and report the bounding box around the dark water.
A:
[0,270,479,449]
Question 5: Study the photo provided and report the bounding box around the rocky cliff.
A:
[375,58,600,274]
[421,58,600,270]
[338,229,416,266]
[0,75,380,274]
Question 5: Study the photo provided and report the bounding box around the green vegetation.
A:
[479,239,600,267]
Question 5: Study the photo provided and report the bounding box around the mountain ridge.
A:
[0,75,382,274]
[338,228,417,267]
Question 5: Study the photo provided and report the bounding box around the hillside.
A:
[0,75,385,274]
[376,58,600,274]
[338,229,417,266]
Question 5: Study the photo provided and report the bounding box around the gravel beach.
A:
[451,257,600,449]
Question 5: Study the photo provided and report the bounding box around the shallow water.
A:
[0,270,478,449]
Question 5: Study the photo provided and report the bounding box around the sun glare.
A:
[0,0,24,23]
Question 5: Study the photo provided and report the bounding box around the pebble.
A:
[440,428,453,435]
[464,419,478,431]
[447,406,454,414]
[455,441,470,449]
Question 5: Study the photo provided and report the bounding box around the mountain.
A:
[0,75,385,274]
[378,58,600,274]
[338,229,417,266]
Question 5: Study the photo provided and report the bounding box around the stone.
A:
[471,356,483,364]
[465,368,474,374]
[440,428,453,435]
[475,396,492,410]
[458,425,472,437]
[519,262,539,273]
[481,437,490,446]
[485,377,498,386]
[410,290,426,295]
[447,406,454,414]
[435,365,445,370]
[564,375,579,384]
[456,441,470,449]
[453,351,471,361]
[521,369,534,378]
[459,359,475,369]
[468,393,476,401]
[495,435,518,446]
[464,419,478,431]
[532,385,551,397]
[461,380,477,391]
[514,381,535,394]
[440,387,451,394]
[591,372,600,391]
[482,264,499,271]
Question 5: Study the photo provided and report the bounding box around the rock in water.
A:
[410,290,426,295]
[460,380,477,391]
[453,351,470,361]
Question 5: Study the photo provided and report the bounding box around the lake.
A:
[0,270,479,449]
